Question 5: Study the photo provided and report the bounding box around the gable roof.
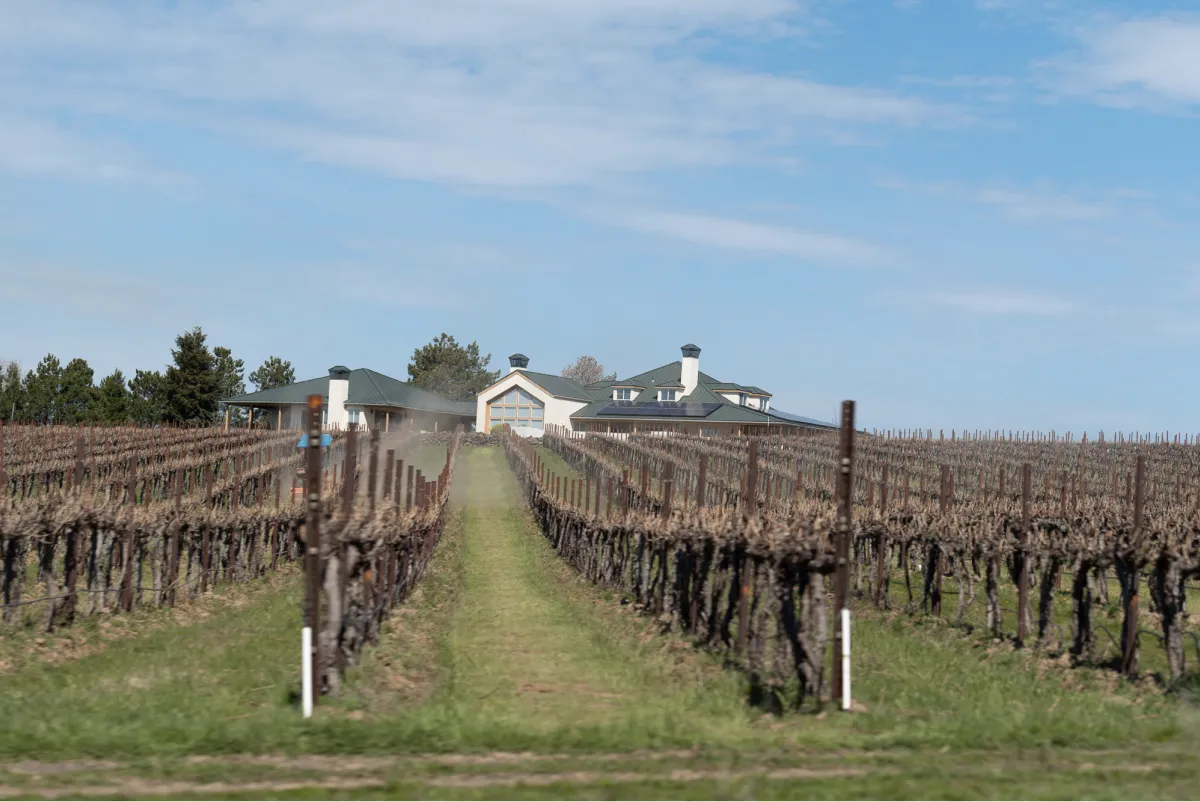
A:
[568,357,829,428]
[493,369,591,402]
[224,368,473,416]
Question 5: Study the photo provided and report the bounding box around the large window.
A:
[348,408,361,425]
[488,387,545,430]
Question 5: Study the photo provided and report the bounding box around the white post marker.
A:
[841,607,851,711]
[302,626,313,718]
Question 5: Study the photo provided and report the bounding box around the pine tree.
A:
[0,362,25,423]
[58,358,97,424]
[164,327,220,424]
[407,334,499,401]
[249,356,295,391]
[26,354,63,424]
[213,346,246,426]
[96,369,131,423]
[129,369,167,425]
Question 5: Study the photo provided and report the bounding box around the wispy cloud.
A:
[0,0,962,189]
[878,175,1152,221]
[885,286,1079,316]
[0,113,186,186]
[605,209,898,266]
[1038,16,1200,111]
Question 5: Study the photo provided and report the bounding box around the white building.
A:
[475,346,835,437]
[224,366,476,432]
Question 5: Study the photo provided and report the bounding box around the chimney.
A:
[327,366,351,428]
[508,353,529,374]
[680,344,700,397]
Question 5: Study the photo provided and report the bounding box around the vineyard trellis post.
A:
[303,394,323,716]
[874,464,888,608]
[832,400,855,711]
[1122,455,1146,678]
[1017,463,1031,645]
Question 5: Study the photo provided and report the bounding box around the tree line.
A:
[0,327,293,426]
[0,324,619,427]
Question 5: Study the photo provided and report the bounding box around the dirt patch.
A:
[4,760,122,777]
[0,777,387,800]
[516,682,626,700]
[180,748,702,773]
[424,764,886,789]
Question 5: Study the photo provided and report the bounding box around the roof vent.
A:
[508,353,529,373]
[681,343,701,358]
[328,365,352,377]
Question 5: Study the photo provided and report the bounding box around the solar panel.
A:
[597,401,722,418]
[768,408,837,427]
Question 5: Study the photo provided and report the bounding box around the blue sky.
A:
[1,0,1198,434]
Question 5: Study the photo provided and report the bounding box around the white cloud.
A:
[878,176,1152,221]
[608,209,897,266]
[921,287,1077,316]
[1040,16,1200,111]
[0,0,960,189]
[0,113,185,185]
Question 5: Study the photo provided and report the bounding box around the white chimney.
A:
[327,365,351,428]
[680,344,700,397]
[508,353,529,374]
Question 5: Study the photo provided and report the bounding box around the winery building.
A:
[474,345,835,437]
[224,366,476,432]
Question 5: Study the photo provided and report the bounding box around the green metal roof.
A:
[507,370,591,401]
[224,368,473,416]
[567,360,828,427]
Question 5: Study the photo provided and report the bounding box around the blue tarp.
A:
[296,433,333,449]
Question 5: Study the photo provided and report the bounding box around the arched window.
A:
[487,387,545,430]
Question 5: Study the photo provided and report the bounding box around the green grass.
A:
[532,445,582,482]
[865,554,1200,684]
[4,445,1200,799]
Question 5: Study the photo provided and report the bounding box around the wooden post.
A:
[304,394,323,708]
[368,429,380,512]
[343,428,358,514]
[662,462,674,518]
[697,454,708,509]
[1122,455,1145,678]
[736,441,758,654]
[224,407,230,432]
[934,465,948,616]
[383,449,395,500]
[832,401,855,708]
[1017,464,1031,644]
[874,464,888,607]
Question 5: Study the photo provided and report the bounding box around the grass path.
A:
[425,447,760,748]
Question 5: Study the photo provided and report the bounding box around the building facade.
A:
[224,366,476,432]
[474,345,835,437]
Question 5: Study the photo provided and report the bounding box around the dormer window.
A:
[614,388,633,401]
[659,389,677,401]
[738,393,747,406]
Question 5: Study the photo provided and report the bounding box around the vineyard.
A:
[4,411,1200,797]
[523,419,1200,702]
[0,419,461,695]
